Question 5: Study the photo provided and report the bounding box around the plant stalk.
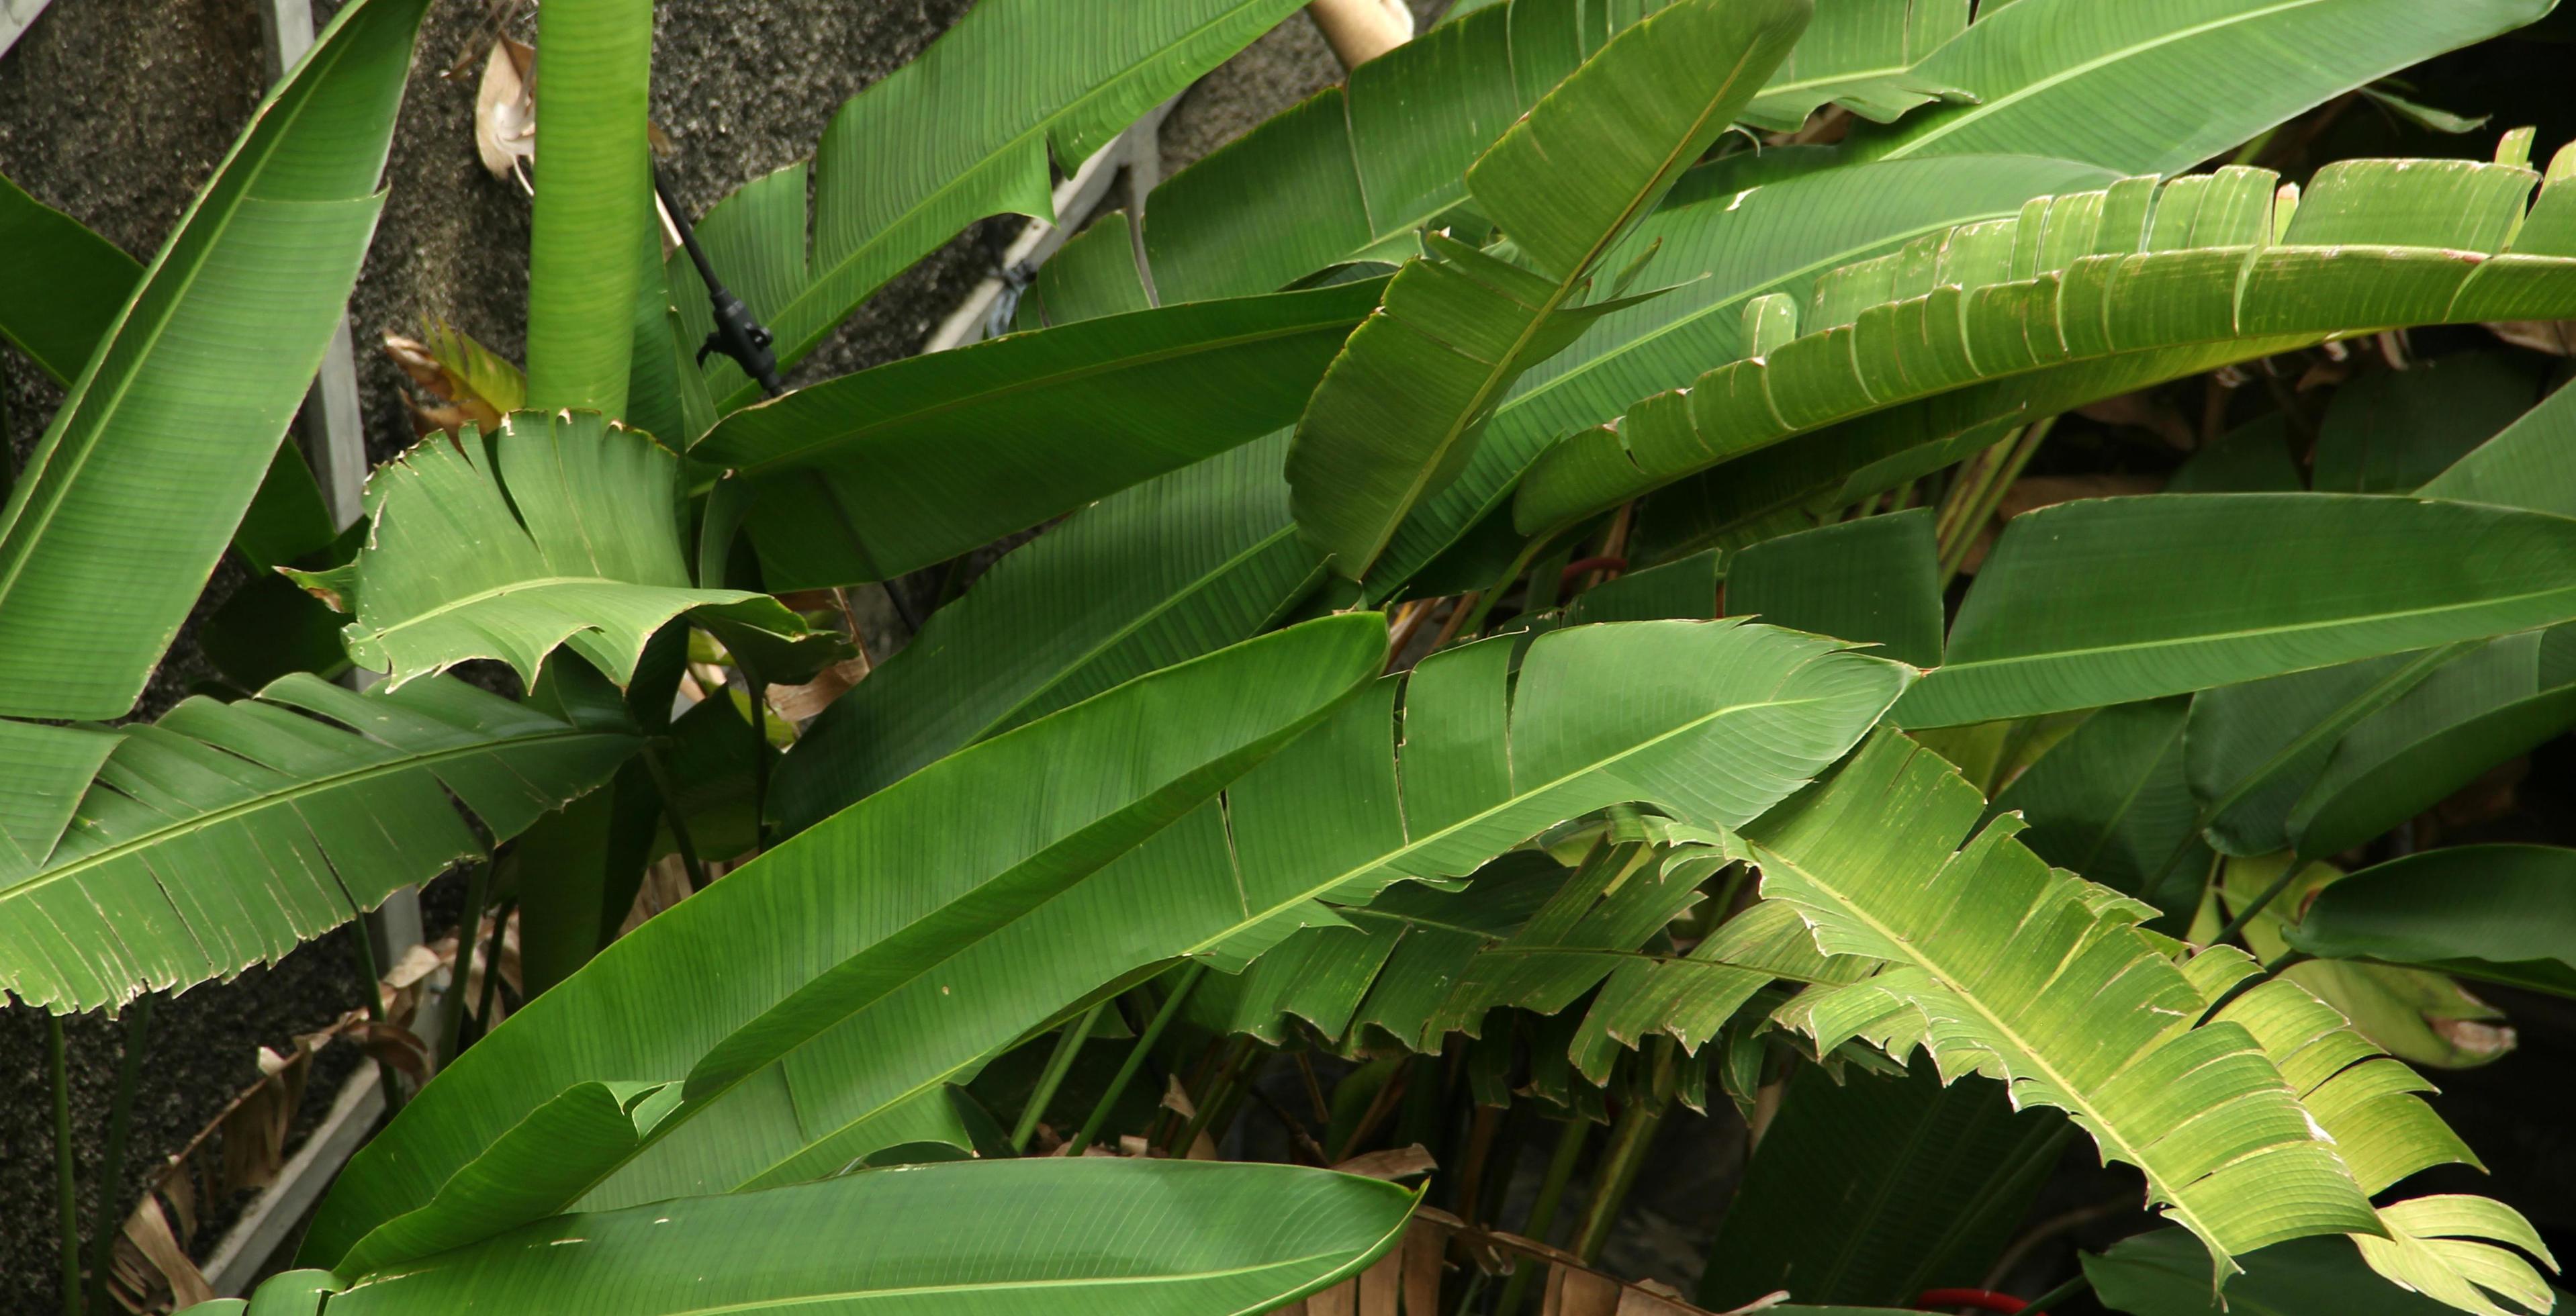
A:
[442,857,493,1066]
[641,742,712,891]
[2021,1270,2094,1315]
[1011,1000,1107,1152]
[1494,1117,1592,1316]
[1573,1042,1675,1264]
[473,898,514,1043]
[1065,964,1204,1156]
[50,1015,81,1316]
[85,996,152,1316]
[1938,418,2053,587]
[346,919,406,1116]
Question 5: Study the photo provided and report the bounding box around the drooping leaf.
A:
[306,1161,1411,1316]
[0,0,430,719]
[1749,731,2502,1299]
[770,434,1325,833]
[2285,845,2576,998]
[2216,854,2517,1071]
[691,279,1381,588]
[1698,1058,2069,1311]
[0,674,639,1013]
[303,616,1387,1265]
[2421,372,2576,519]
[2288,630,2576,859]
[1288,0,1808,578]
[1737,0,1968,133]
[1894,497,2576,728]
[1849,0,2552,173]
[1515,157,2576,541]
[672,0,1310,412]
[2085,1229,2563,1316]
[2181,950,2556,1312]
[312,411,835,691]
[0,168,142,385]
[1987,698,2207,916]
[1725,507,1942,667]
[524,0,651,416]
[2186,647,2469,859]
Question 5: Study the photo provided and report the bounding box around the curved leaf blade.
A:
[325,412,834,690]
[2286,846,2576,998]
[0,0,430,719]
[0,674,639,1013]
[693,281,1380,588]
[316,1161,1413,1316]
[0,169,141,385]
[302,616,1387,1266]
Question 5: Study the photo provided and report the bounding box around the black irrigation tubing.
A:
[655,164,783,399]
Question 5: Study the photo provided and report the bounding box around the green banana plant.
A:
[0,0,430,720]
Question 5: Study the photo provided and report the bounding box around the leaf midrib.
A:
[353,575,747,650]
[1749,835,2225,1252]
[716,310,1364,477]
[735,0,1297,406]
[1,724,625,907]
[1943,590,2572,684]
[1882,0,2328,158]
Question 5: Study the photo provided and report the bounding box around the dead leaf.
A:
[2487,320,2576,355]
[475,37,536,183]
[1331,1143,1437,1180]
[122,1195,214,1309]
[768,655,871,722]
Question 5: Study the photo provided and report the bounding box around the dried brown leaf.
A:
[475,37,536,181]
[1330,1143,1437,1181]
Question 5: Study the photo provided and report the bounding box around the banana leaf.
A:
[0,169,140,385]
[672,0,1308,412]
[248,1161,1410,1315]
[1849,0,2550,173]
[1724,507,1942,668]
[691,279,1381,588]
[1738,0,1968,132]
[301,616,1386,1266]
[770,433,1324,833]
[2085,1229,2564,1316]
[1515,156,2576,538]
[2312,353,2539,495]
[1896,498,2576,727]
[1985,698,2207,915]
[2422,362,2576,519]
[1287,0,1808,579]
[0,0,430,719]
[1750,731,2528,1307]
[2285,845,2576,998]
[307,411,836,691]
[0,673,638,1013]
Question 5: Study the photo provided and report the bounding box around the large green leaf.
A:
[2086,1229,2562,1316]
[272,1161,1410,1315]
[1725,507,1943,668]
[2286,846,2576,998]
[1748,731,2519,1303]
[2422,368,2576,519]
[0,169,141,385]
[312,620,1895,1257]
[2311,354,2539,495]
[1738,0,1968,132]
[0,0,429,720]
[691,280,1380,588]
[2186,647,2468,859]
[2287,631,2576,859]
[302,616,1385,1266]
[672,0,1308,412]
[1698,1058,2068,1311]
[1894,498,2576,728]
[1287,0,1808,578]
[771,434,1324,833]
[1850,0,2551,173]
[312,411,831,690]
[1986,698,2207,915]
[1516,156,2576,540]
[524,0,651,416]
[0,674,637,1013]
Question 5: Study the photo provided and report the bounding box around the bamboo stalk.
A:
[1012,1000,1108,1152]
[85,996,152,1316]
[50,1014,81,1316]
[1066,965,1205,1156]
